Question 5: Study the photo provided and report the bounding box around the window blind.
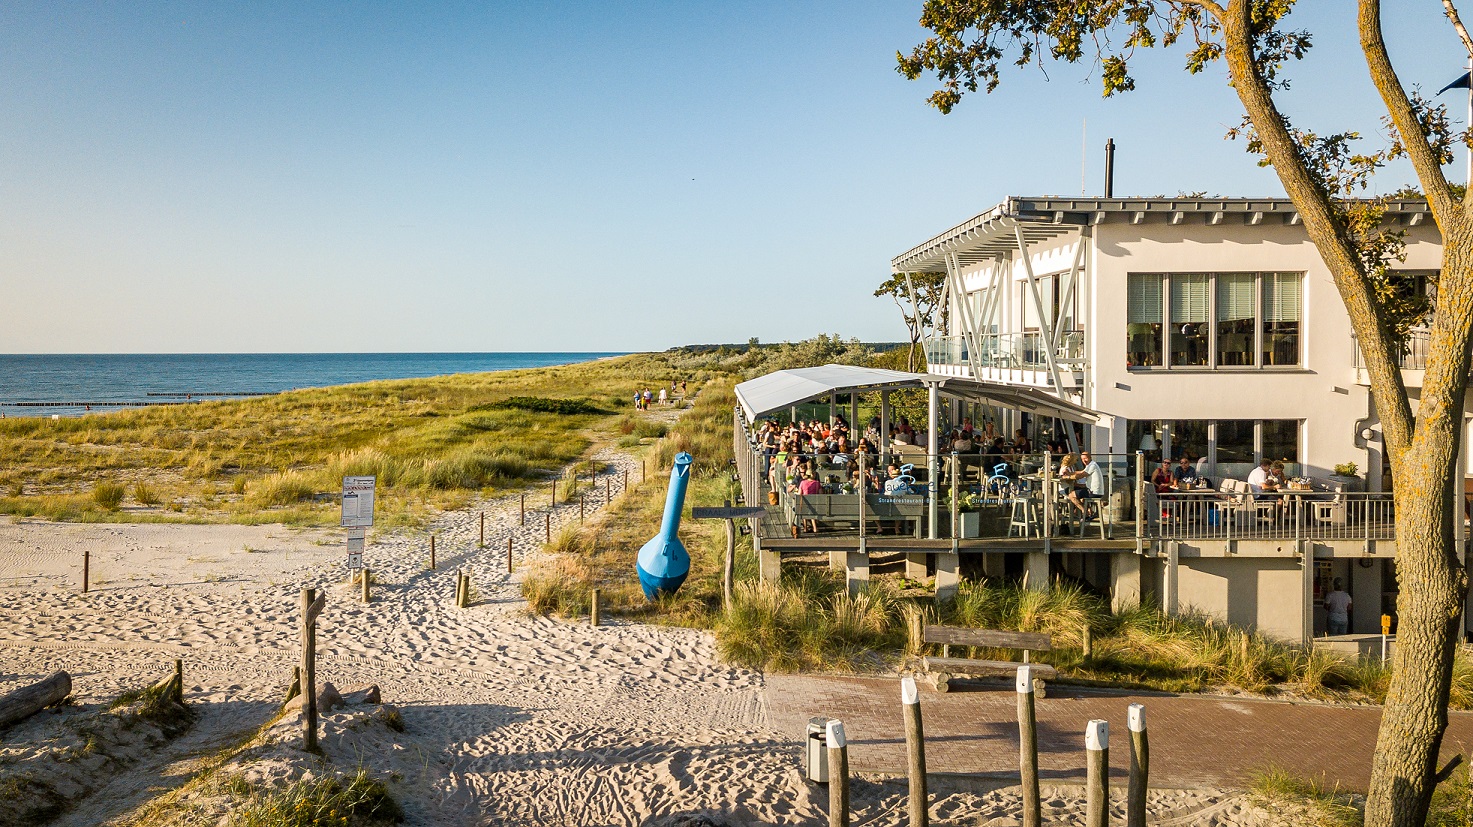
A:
[1265,272,1302,321]
[1216,273,1256,320]
[1170,274,1210,323]
[1127,274,1163,323]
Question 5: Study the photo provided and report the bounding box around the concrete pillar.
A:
[1111,552,1143,612]
[982,552,1006,579]
[829,551,847,572]
[845,550,871,596]
[1301,541,1315,644]
[935,551,960,604]
[759,547,782,582]
[905,553,928,580]
[1024,551,1049,593]
[1164,542,1179,614]
[880,391,891,455]
[1351,558,1382,637]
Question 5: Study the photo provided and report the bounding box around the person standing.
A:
[1325,579,1352,636]
[658,387,668,406]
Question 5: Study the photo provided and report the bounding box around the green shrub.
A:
[227,771,403,826]
[93,482,125,510]
[489,396,604,416]
[245,472,317,507]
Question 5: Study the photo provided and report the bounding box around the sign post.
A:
[1381,613,1392,665]
[691,503,765,612]
[342,476,375,581]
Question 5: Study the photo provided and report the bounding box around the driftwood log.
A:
[0,671,71,730]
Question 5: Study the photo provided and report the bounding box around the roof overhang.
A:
[734,364,1102,425]
[890,195,1435,275]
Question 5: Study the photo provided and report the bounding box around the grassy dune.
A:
[0,353,714,526]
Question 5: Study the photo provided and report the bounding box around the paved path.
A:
[766,674,1473,791]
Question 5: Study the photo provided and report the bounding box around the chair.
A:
[1313,486,1348,529]
[1008,495,1039,537]
[984,463,1014,503]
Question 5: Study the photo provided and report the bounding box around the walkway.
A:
[765,674,1473,791]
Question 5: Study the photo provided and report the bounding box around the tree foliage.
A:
[875,271,947,371]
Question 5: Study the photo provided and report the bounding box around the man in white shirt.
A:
[1067,451,1105,518]
[1324,579,1352,636]
[1245,459,1278,495]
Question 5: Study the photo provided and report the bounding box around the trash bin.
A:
[805,716,831,783]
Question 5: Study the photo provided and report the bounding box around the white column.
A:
[927,382,940,540]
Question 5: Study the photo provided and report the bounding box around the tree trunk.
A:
[0,671,71,730]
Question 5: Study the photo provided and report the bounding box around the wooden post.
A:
[520,493,526,525]
[1017,665,1041,827]
[1127,703,1149,827]
[300,588,323,752]
[479,512,485,547]
[82,549,89,593]
[641,460,646,483]
[591,588,601,627]
[429,535,436,570]
[506,536,513,573]
[361,568,370,603]
[1082,623,1093,662]
[901,676,928,827]
[606,476,611,502]
[580,495,585,523]
[1086,719,1109,827]
[624,468,629,491]
[455,571,464,608]
[827,720,850,827]
[723,500,736,613]
[545,513,551,544]
[552,479,558,507]
[173,659,184,704]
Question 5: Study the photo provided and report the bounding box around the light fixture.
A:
[1360,428,1377,442]
[1140,434,1158,452]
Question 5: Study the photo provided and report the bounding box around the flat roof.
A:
[891,196,1434,274]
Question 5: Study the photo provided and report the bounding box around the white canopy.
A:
[734,364,1102,424]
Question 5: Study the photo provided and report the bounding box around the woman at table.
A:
[1151,460,1175,494]
[1011,430,1032,455]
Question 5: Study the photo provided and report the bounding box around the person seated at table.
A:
[796,470,822,496]
[1150,460,1175,494]
[1268,461,1288,488]
[1172,455,1201,488]
[1066,451,1105,520]
[1246,459,1281,497]
[1011,430,1032,454]
[951,430,975,453]
[883,464,914,495]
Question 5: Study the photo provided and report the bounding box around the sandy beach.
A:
[0,447,1284,826]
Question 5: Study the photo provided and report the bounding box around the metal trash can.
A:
[805,716,831,783]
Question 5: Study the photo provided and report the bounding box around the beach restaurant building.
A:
[734,196,1468,645]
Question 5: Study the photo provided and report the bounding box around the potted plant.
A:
[1330,462,1364,492]
[951,488,983,538]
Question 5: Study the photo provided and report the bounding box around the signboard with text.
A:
[341,476,376,528]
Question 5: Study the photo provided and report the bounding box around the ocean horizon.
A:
[0,352,627,416]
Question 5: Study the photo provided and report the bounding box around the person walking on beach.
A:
[658,387,668,406]
[642,388,653,410]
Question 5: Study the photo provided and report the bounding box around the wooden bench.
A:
[783,493,928,537]
[789,494,863,535]
[921,625,1057,695]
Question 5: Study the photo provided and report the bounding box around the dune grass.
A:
[0,353,721,526]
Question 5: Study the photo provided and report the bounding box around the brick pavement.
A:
[765,674,1473,791]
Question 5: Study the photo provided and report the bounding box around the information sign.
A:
[346,552,363,570]
[341,476,376,527]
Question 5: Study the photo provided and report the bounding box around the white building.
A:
[890,196,1457,643]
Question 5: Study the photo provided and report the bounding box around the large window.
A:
[1124,419,1301,480]
[1127,272,1303,369]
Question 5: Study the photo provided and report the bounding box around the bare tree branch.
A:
[1444,0,1473,58]
[1361,0,1461,224]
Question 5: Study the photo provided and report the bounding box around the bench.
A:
[921,625,1057,695]
[784,493,927,537]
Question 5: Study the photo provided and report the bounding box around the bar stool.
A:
[1008,495,1038,538]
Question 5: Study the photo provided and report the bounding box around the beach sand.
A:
[0,447,1285,826]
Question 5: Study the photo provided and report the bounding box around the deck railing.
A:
[924,331,1086,372]
[737,410,1396,545]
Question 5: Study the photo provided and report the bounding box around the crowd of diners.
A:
[754,414,1110,518]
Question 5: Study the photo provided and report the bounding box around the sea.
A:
[0,353,626,417]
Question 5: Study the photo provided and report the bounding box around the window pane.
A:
[1169,274,1210,366]
[1263,272,1301,365]
[1126,274,1163,367]
[1216,420,1256,481]
[1263,420,1300,475]
[1171,420,1210,466]
[1216,273,1257,366]
[1127,419,1165,463]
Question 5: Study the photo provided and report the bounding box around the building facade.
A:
[891,196,1458,642]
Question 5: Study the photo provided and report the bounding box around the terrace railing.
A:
[924,331,1087,373]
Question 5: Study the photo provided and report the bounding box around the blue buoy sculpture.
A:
[636,452,693,599]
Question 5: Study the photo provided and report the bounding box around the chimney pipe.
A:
[1104,138,1116,198]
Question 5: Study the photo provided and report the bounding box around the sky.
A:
[2,2,1469,354]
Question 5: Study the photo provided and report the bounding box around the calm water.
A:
[0,353,625,416]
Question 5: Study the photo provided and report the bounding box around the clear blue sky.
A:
[1,2,1466,353]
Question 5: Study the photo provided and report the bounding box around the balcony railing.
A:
[733,409,1395,546]
[925,331,1086,372]
[1353,329,1432,371]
